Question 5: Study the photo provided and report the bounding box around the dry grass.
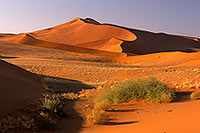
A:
[190,91,200,100]
[61,92,79,100]
[42,94,62,113]
[94,99,112,111]
[84,109,109,125]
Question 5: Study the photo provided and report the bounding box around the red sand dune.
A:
[118,27,200,54]
[0,60,43,118]
[30,18,136,48]
[1,17,200,56]
[115,51,200,66]
[29,17,200,55]
[1,33,125,57]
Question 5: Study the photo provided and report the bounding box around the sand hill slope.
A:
[30,17,136,48]
[29,17,200,55]
[0,60,43,118]
[120,28,200,54]
[1,17,199,55]
[1,33,126,57]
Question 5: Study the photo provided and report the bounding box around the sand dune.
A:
[124,28,200,54]
[30,17,136,44]
[115,51,200,66]
[1,17,200,56]
[0,60,43,118]
[2,33,126,57]
[31,18,200,55]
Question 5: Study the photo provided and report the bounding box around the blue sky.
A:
[0,0,199,37]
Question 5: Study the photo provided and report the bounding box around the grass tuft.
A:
[41,94,66,117]
[94,99,112,111]
[190,91,200,100]
[84,110,109,125]
[95,77,176,103]
[61,92,79,100]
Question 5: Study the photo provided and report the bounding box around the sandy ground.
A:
[0,17,200,132]
[0,41,200,133]
[81,100,200,133]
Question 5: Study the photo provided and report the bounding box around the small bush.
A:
[190,91,200,100]
[61,92,79,100]
[94,99,112,111]
[41,94,65,117]
[42,95,61,112]
[84,110,109,125]
[95,77,176,103]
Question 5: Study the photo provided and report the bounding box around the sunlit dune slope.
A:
[30,17,200,55]
[116,51,200,66]
[30,17,136,45]
[2,33,126,57]
[1,17,199,55]
[0,60,43,118]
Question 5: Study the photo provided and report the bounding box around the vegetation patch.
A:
[94,99,112,111]
[95,77,176,103]
[84,109,110,125]
[61,92,79,100]
[190,91,200,100]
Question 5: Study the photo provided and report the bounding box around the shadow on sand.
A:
[175,91,192,103]
[39,75,94,93]
[38,75,95,133]
[0,56,18,59]
[106,121,138,126]
[107,109,138,113]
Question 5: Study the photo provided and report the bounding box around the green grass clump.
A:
[84,110,109,125]
[95,77,176,103]
[190,91,200,100]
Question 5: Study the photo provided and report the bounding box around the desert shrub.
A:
[36,112,57,130]
[95,77,176,103]
[84,110,109,125]
[190,91,200,100]
[94,99,112,111]
[61,92,79,100]
[41,94,65,117]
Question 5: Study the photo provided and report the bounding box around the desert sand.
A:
[0,59,43,118]
[0,17,200,132]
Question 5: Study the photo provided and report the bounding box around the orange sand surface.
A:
[0,17,200,132]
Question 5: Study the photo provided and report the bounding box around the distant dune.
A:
[0,60,43,118]
[0,17,200,55]
[2,33,125,57]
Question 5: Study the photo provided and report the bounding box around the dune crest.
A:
[30,17,137,44]
[1,17,200,56]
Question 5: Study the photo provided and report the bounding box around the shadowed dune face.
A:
[1,17,200,56]
[0,60,43,118]
[122,29,200,55]
[102,24,200,55]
